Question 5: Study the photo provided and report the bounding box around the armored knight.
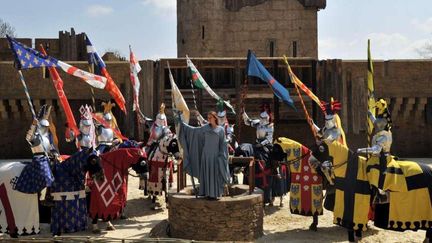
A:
[67,105,96,150]
[146,103,171,147]
[242,104,274,152]
[312,99,346,145]
[95,102,117,153]
[357,99,392,156]
[29,105,59,159]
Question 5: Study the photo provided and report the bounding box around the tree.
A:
[417,40,432,59]
[0,18,16,37]
[103,48,126,61]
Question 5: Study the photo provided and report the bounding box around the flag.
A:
[7,35,107,89]
[129,45,142,112]
[186,56,236,114]
[283,55,324,110]
[168,62,190,123]
[39,45,80,138]
[246,50,295,109]
[85,34,127,113]
[367,40,376,147]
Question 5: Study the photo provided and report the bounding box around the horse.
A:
[271,137,325,232]
[146,133,180,210]
[310,140,432,242]
[50,147,104,236]
[0,155,54,237]
[87,140,147,233]
[234,142,288,206]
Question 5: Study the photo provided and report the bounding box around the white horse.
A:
[0,156,52,237]
[146,133,180,210]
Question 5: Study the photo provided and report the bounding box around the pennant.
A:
[186,56,236,114]
[39,45,80,138]
[129,45,142,112]
[367,40,375,147]
[246,50,295,109]
[283,55,324,110]
[168,62,190,123]
[85,34,127,113]
[7,35,107,89]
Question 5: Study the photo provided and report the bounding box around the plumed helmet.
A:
[155,103,167,127]
[37,105,52,127]
[375,98,392,131]
[101,101,115,122]
[322,97,341,116]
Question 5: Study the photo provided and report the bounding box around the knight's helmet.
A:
[79,105,93,135]
[259,103,272,126]
[216,99,227,126]
[36,105,53,153]
[155,103,167,127]
[97,101,116,145]
[374,98,392,132]
[37,104,52,137]
[322,98,341,129]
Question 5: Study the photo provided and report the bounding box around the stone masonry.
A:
[177,0,325,58]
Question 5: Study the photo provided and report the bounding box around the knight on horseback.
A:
[241,103,281,205]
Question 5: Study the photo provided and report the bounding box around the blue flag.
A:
[246,50,295,109]
[7,35,59,70]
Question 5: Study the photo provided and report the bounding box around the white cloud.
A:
[319,32,429,59]
[411,17,432,34]
[142,0,176,17]
[86,5,113,17]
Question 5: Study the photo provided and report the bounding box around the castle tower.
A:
[177,0,325,58]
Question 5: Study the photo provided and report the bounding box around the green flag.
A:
[186,56,236,114]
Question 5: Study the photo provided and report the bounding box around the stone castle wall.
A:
[177,0,325,58]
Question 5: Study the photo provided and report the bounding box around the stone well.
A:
[168,185,263,241]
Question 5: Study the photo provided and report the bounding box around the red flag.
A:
[39,45,80,139]
[101,68,127,114]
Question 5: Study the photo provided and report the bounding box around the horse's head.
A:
[270,143,286,162]
[310,140,350,185]
[159,133,180,159]
[83,148,105,182]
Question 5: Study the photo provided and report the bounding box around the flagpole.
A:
[283,56,317,139]
[367,39,375,152]
[17,70,37,119]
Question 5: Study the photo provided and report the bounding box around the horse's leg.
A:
[347,229,355,242]
[106,220,116,231]
[151,195,157,210]
[279,196,284,207]
[309,215,318,231]
[91,215,101,234]
[355,229,362,241]
[424,228,432,243]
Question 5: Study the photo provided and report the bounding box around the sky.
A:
[1,0,431,60]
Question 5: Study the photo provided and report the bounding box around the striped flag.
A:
[39,45,80,138]
[85,34,127,113]
[283,55,324,111]
[7,35,107,89]
[367,40,375,147]
[129,45,142,112]
[187,56,236,114]
[168,62,190,123]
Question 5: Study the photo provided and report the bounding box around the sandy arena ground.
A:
[1,158,430,242]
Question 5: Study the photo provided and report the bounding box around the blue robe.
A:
[179,122,230,198]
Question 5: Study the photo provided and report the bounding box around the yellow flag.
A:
[367,40,375,146]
